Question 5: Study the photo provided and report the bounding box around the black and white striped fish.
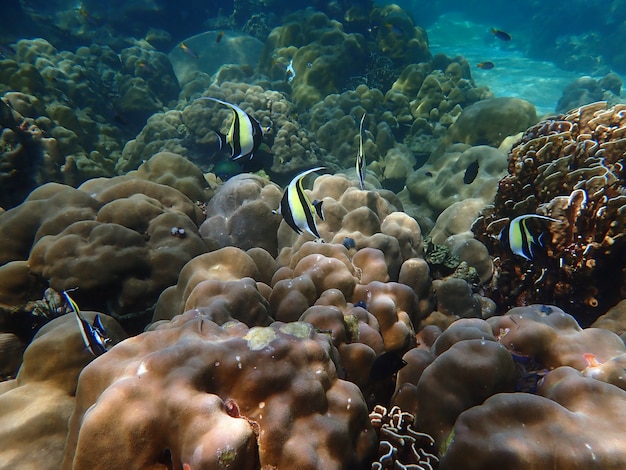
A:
[500,214,559,261]
[197,97,264,161]
[278,167,325,239]
[63,290,109,356]
[356,113,366,190]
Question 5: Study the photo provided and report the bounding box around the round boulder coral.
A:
[62,313,377,469]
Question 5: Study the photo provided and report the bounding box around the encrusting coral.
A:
[62,312,377,469]
[472,101,626,326]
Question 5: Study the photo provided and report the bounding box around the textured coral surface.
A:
[473,102,626,325]
[62,312,376,469]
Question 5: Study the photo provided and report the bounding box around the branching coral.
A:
[472,101,626,325]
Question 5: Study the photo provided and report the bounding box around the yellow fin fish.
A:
[500,214,560,261]
[196,97,264,161]
[277,167,325,239]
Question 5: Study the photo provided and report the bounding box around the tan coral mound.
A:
[0,313,126,469]
[62,312,377,469]
[473,101,626,325]
[440,366,626,469]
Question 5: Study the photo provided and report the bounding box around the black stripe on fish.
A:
[296,175,321,238]
[230,109,242,159]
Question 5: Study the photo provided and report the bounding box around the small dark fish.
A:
[76,6,99,26]
[476,61,495,70]
[499,214,560,261]
[179,42,199,59]
[213,159,241,180]
[277,167,325,239]
[491,28,512,41]
[356,113,366,190]
[463,160,479,184]
[216,31,224,43]
[196,97,264,161]
[369,351,407,381]
[384,22,404,37]
[342,237,356,250]
[424,171,433,177]
[354,300,367,309]
[0,44,16,58]
[63,290,109,356]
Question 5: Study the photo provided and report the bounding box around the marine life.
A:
[499,214,560,261]
[179,42,199,59]
[196,97,264,161]
[356,112,366,190]
[476,61,495,70]
[369,351,407,381]
[277,167,325,239]
[62,290,109,356]
[463,159,479,184]
[286,58,296,83]
[342,237,356,250]
[216,31,224,43]
[0,44,16,58]
[491,28,512,41]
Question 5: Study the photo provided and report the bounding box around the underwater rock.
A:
[556,72,624,113]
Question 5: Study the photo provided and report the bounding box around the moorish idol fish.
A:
[356,113,366,190]
[197,97,264,161]
[277,167,325,239]
[500,214,560,261]
[62,290,109,356]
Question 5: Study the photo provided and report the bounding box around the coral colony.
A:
[1,2,626,470]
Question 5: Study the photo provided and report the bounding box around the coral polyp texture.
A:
[62,312,377,469]
[473,101,626,325]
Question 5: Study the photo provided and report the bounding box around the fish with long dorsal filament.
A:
[277,167,326,239]
[356,112,366,190]
[62,290,109,356]
[499,214,561,261]
[197,97,264,161]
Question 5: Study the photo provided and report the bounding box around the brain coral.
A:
[472,101,626,325]
[62,312,377,469]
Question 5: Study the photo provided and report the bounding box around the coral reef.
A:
[0,313,126,469]
[472,101,626,325]
[405,144,508,221]
[556,72,624,113]
[0,153,209,333]
[62,312,377,469]
[258,10,368,109]
[0,38,178,187]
